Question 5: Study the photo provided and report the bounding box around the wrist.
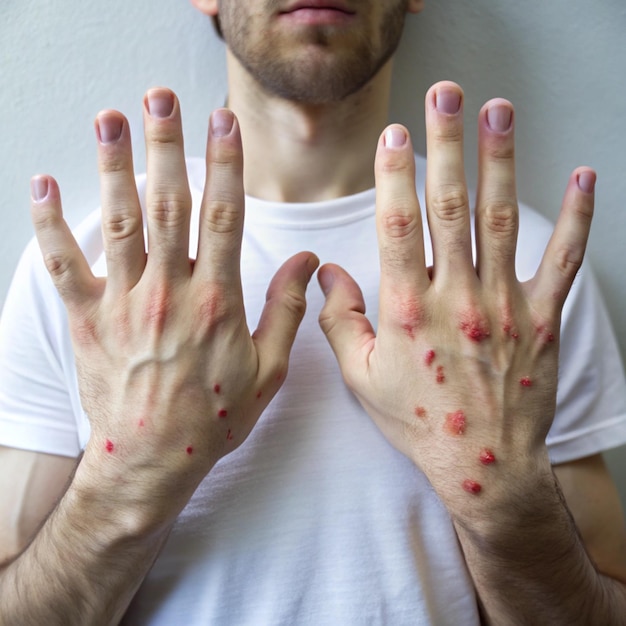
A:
[71,440,206,538]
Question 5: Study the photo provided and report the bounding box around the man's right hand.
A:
[29,87,318,530]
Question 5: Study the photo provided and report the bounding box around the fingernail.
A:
[384,126,407,149]
[210,109,235,137]
[96,114,123,144]
[306,254,320,280]
[577,170,596,194]
[436,88,462,115]
[318,267,335,296]
[146,89,175,118]
[31,176,49,202]
[486,103,512,132]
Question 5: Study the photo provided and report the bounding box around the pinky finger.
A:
[30,175,99,310]
[530,167,595,313]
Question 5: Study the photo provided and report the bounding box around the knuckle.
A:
[271,284,307,322]
[100,153,129,175]
[103,210,143,242]
[481,200,518,237]
[553,245,584,279]
[487,141,515,163]
[377,153,414,175]
[434,121,463,144]
[429,186,468,222]
[149,194,192,228]
[382,203,419,239]
[204,200,241,235]
[193,288,231,329]
[42,249,73,282]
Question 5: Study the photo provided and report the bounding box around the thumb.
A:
[318,263,375,388]
[253,251,319,377]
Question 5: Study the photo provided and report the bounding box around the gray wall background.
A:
[1,1,625,506]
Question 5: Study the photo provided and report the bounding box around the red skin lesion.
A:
[186,446,193,455]
[398,297,425,340]
[415,406,427,419]
[444,410,467,436]
[226,429,234,441]
[462,479,482,495]
[213,384,221,394]
[436,366,445,384]
[458,310,490,343]
[520,377,533,388]
[479,448,496,465]
[105,439,115,454]
[256,390,263,399]
[424,349,436,367]
[218,409,228,418]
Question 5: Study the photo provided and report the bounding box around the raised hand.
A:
[30,88,318,525]
[318,81,594,516]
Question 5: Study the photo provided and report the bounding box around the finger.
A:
[30,175,99,310]
[375,124,429,326]
[143,88,192,277]
[318,263,374,389]
[95,110,146,292]
[195,109,245,287]
[475,98,519,286]
[424,82,474,283]
[529,168,595,314]
[253,251,319,381]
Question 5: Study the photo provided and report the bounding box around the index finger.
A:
[375,124,429,329]
[194,109,245,289]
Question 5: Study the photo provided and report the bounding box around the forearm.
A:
[0,455,175,626]
[452,460,626,626]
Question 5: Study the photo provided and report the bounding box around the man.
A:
[1,0,626,623]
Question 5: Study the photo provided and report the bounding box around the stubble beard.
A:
[221,3,408,104]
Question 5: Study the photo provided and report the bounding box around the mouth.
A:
[279,1,356,25]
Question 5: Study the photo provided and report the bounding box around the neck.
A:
[226,51,392,203]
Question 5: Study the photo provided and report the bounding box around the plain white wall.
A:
[1,0,625,505]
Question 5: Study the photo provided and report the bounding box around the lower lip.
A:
[279,8,355,26]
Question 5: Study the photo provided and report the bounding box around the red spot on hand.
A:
[256,390,263,399]
[520,377,532,387]
[398,297,424,341]
[415,406,427,419]
[186,446,193,455]
[105,439,115,454]
[213,384,221,394]
[479,448,496,465]
[459,313,490,343]
[444,410,466,436]
[402,324,416,340]
[536,325,556,344]
[462,479,482,495]
[424,350,436,367]
[226,428,234,441]
[138,419,145,428]
[276,373,283,382]
[511,331,519,340]
[436,366,445,384]
[218,409,228,418]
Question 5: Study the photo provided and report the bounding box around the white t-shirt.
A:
[1,155,625,625]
